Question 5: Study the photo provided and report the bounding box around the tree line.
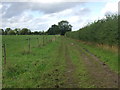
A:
[0,28,46,35]
[66,14,119,46]
[0,20,72,35]
[46,20,72,35]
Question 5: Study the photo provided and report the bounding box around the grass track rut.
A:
[68,37,118,88]
[64,43,78,88]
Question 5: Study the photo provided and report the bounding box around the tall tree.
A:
[0,29,4,35]
[58,20,72,35]
[19,28,31,35]
[8,30,16,35]
[14,28,21,35]
[5,28,12,35]
[47,24,60,35]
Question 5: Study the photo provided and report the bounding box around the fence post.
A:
[2,43,6,64]
[43,35,44,46]
[28,38,31,52]
[37,38,39,47]
[45,36,47,44]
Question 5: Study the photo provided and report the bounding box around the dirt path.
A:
[44,37,118,88]
[64,43,78,88]
[70,38,118,88]
[54,37,79,88]
[46,37,79,88]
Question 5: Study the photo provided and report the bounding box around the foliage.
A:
[47,24,60,35]
[5,28,12,35]
[46,20,72,35]
[1,28,48,35]
[14,28,21,35]
[19,28,31,35]
[58,20,72,35]
[0,29,4,35]
[66,14,118,46]
[1,20,72,35]
[8,30,16,35]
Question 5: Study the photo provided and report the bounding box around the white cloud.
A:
[1,0,114,2]
[1,2,90,31]
[2,2,81,18]
[101,1,118,15]
[0,4,2,9]
[1,1,118,32]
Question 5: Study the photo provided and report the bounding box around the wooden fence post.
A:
[2,43,6,64]
[28,38,31,52]
[37,38,39,47]
[46,36,48,43]
[43,35,44,46]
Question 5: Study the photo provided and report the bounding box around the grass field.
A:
[2,35,118,88]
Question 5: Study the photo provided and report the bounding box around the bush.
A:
[8,30,16,35]
[66,14,118,46]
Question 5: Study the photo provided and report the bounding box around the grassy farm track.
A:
[2,35,118,88]
[64,37,118,88]
[59,37,118,88]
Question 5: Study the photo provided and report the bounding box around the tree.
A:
[14,28,21,35]
[19,28,31,35]
[33,31,39,35]
[8,30,16,35]
[47,24,60,35]
[66,14,118,46]
[0,29,4,35]
[58,20,72,35]
[5,28,12,35]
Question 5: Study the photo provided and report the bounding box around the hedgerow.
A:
[66,14,118,46]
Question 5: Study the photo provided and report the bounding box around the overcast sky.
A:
[0,0,118,31]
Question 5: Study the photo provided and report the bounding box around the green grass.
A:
[65,38,96,88]
[68,38,118,73]
[80,43,118,73]
[2,35,58,88]
[2,35,118,88]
